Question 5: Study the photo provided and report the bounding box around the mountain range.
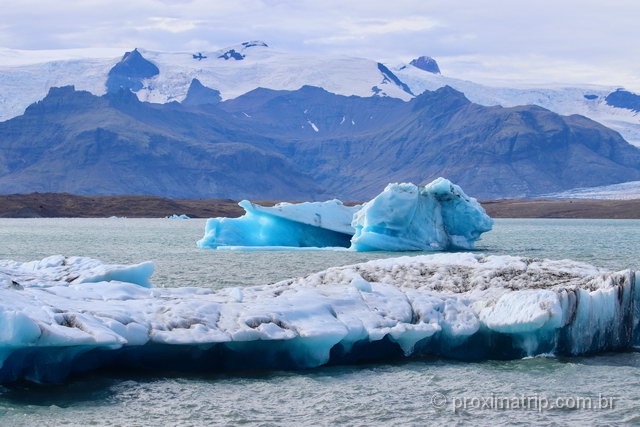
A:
[1,42,640,200]
[1,81,639,200]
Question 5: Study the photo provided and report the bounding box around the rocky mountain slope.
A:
[0,83,638,200]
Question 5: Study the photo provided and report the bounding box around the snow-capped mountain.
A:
[2,41,640,200]
[136,41,414,104]
[0,41,413,123]
[1,83,639,200]
[394,65,640,147]
[1,41,639,148]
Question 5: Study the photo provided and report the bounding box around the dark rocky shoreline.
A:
[1,193,639,219]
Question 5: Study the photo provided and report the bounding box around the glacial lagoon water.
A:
[0,218,639,425]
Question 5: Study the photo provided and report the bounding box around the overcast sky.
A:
[2,0,639,89]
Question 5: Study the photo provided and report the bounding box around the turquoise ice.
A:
[197,178,493,251]
[351,178,493,251]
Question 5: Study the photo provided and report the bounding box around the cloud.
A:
[135,17,201,34]
[341,16,441,37]
[306,16,441,46]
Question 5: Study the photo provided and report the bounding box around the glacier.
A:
[542,180,640,200]
[0,253,638,384]
[197,178,493,251]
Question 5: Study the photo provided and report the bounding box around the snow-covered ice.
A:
[0,253,637,383]
[198,178,492,251]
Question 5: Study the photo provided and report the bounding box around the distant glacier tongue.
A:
[0,253,637,384]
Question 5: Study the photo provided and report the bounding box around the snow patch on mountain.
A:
[307,120,319,132]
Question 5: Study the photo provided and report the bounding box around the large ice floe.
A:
[0,253,638,383]
[197,178,493,251]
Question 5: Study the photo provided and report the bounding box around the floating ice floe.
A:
[166,214,190,219]
[197,178,493,251]
[0,253,637,383]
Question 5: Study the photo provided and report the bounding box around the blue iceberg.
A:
[197,200,359,249]
[197,178,493,251]
[351,179,493,251]
[0,253,637,384]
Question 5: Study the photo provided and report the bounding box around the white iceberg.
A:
[197,178,493,251]
[0,253,637,383]
[166,214,190,219]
